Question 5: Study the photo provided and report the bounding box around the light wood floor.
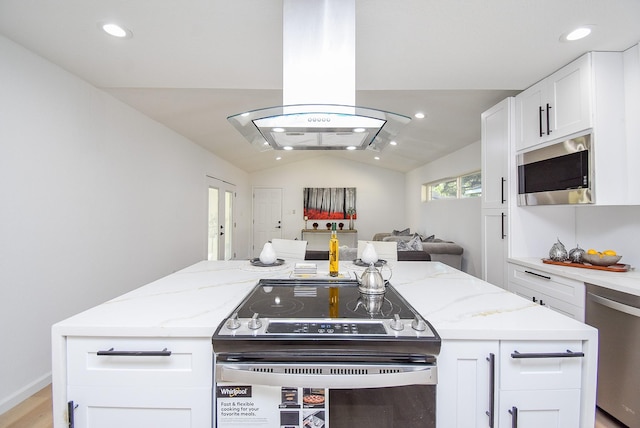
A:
[0,385,52,428]
[0,383,629,428]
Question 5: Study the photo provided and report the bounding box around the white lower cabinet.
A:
[437,340,499,427]
[66,337,212,428]
[438,340,583,428]
[507,262,585,321]
[498,340,583,428]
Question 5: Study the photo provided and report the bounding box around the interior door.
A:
[207,176,235,260]
[252,188,283,257]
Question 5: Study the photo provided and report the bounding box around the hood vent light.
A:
[227,0,410,151]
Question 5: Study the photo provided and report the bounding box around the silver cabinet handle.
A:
[97,347,171,356]
[510,349,584,359]
[509,406,518,428]
[485,353,495,427]
[587,292,640,318]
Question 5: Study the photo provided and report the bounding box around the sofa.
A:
[305,248,431,262]
[372,231,463,270]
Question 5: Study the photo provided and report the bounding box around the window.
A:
[422,171,481,201]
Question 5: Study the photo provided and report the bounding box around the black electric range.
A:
[212,279,441,362]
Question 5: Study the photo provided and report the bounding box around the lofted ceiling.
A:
[1,0,639,173]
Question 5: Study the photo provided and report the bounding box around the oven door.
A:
[214,361,436,428]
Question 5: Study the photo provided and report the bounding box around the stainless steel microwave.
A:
[517,134,593,206]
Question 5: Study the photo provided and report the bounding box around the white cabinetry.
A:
[438,339,585,427]
[515,54,592,151]
[498,341,583,428]
[66,337,212,428]
[437,340,498,427]
[481,98,513,289]
[507,262,585,321]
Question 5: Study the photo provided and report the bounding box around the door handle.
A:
[486,353,495,428]
[546,103,552,135]
[509,406,518,428]
[538,106,544,137]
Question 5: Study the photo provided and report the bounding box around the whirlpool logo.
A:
[217,386,252,398]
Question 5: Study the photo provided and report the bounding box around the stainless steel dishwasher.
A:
[585,283,640,427]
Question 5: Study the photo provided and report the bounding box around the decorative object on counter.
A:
[582,252,622,267]
[353,258,387,267]
[326,222,332,230]
[356,262,391,295]
[258,242,277,264]
[250,258,285,267]
[338,222,344,230]
[304,215,308,229]
[548,238,569,261]
[542,258,630,272]
[568,244,586,263]
[361,242,378,264]
[312,222,318,230]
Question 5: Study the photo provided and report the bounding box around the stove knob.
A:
[411,317,427,332]
[226,313,241,330]
[390,314,404,331]
[248,313,262,330]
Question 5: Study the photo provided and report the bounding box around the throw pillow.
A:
[422,234,435,242]
[397,235,423,251]
[392,227,411,236]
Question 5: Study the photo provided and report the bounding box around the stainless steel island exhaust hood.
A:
[227,0,411,151]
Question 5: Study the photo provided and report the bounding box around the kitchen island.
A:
[52,260,597,427]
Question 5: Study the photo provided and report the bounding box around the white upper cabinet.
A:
[516,54,592,151]
[481,98,514,209]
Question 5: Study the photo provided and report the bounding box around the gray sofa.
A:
[372,232,463,270]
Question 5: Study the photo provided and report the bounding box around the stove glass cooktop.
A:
[232,279,413,320]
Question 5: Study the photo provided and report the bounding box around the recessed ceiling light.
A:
[414,112,425,119]
[561,26,593,42]
[389,141,397,146]
[353,128,365,133]
[346,146,357,150]
[283,146,293,151]
[273,127,285,133]
[276,156,282,160]
[374,156,380,160]
[99,22,132,39]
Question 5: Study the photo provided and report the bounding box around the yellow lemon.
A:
[603,250,617,256]
[587,249,598,255]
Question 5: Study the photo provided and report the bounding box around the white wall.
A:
[0,35,251,413]
[405,141,483,277]
[249,156,406,255]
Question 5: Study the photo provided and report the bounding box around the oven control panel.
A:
[267,321,386,335]
[216,315,437,338]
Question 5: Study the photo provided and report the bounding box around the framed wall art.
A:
[303,187,357,220]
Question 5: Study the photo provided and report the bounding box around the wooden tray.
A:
[542,258,631,272]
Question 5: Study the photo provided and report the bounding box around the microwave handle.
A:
[216,364,436,389]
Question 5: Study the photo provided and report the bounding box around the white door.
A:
[207,177,235,260]
[253,188,283,257]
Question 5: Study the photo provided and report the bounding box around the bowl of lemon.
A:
[582,249,622,267]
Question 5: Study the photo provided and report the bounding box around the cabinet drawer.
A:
[500,341,583,390]
[510,282,583,321]
[67,337,212,387]
[508,263,584,307]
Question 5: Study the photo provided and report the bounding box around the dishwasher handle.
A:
[588,292,640,318]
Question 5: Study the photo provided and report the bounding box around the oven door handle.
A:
[216,365,436,389]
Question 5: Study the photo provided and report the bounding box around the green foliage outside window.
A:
[423,171,482,201]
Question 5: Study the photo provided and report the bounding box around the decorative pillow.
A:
[397,235,423,251]
[392,228,411,236]
[422,234,435,242]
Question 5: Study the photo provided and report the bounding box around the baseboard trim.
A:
[0,372,52,416]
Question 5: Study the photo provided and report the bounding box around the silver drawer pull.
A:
[510,349,584,359]
[97,347,171,356]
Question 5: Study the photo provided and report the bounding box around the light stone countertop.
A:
[509,257,640,296]
[53,260,596,341]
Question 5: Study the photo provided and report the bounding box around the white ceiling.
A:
[1,0,639,173]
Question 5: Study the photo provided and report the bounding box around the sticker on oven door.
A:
[216,384,328,427]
